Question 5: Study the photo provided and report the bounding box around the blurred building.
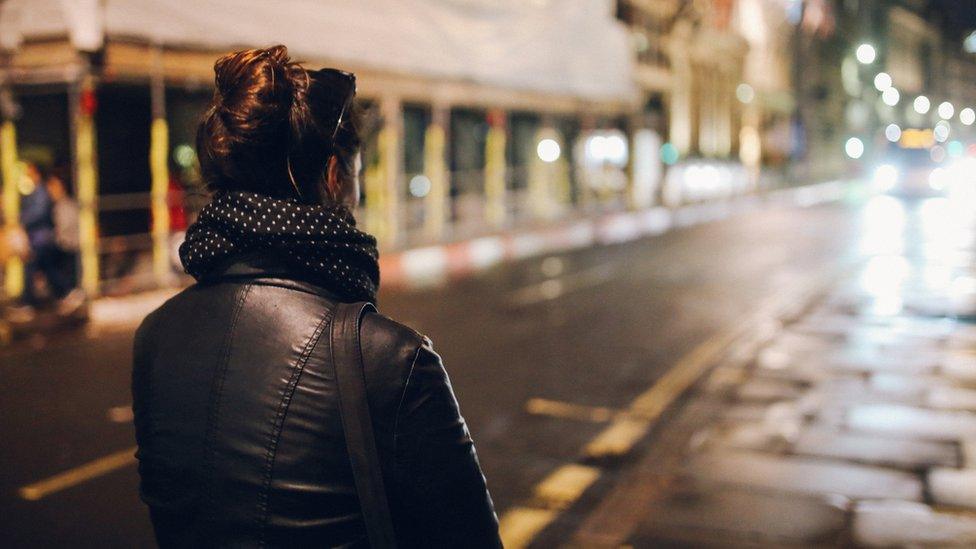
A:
[7,0,967,299]
[1,0,652,297]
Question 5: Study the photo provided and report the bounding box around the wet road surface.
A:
[6,190,968,547]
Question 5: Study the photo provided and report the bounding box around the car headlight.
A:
[929,167,948,190]
[873,164,899,191]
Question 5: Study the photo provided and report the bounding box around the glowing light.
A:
[855,43,876,64]
[884,123,902,142]
[174,144,196,168]
[881,87,900,106]
[914,95,931,114]
[960,107,975,126]
[408,174,432,198]
[948,140,965,158]
[584,132,628,167]
[873,72,892,91]
[872,164,898,191]
[966,30,976,54]
[660,142,679,165]
[845,137,865,159]
[938,101,955,120]
[929,167,948,190]
[604,134,628,165]
[931,146,946,163]
[536,138,561,163]
[934,120,950,143]
[736,83,755,104]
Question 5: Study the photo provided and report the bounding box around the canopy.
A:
[0,0,637,102]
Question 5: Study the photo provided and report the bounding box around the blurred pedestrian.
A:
[133,45,500,548]
[7,162,77,321]
[45,168,86,316]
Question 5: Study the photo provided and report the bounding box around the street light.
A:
[882,88,900,106]
[961,107,976,126]
[856,43,877,64]
[536,139,561,163]
[885,123,902,143]
[938,101,955,120]
[845,137,865,159]
[873,72,892,91]
[914,95,931,114]
[736,83,755,104]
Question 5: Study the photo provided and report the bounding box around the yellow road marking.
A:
[534,464,601,509]
[500,271,837,548]
[583,418,652,459]
[498,507,558,549]
[526,397,617,422]
[19,446,136,501]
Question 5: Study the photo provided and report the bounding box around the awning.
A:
[0,0,638,102]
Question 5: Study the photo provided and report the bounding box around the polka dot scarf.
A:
[180,191,379,302]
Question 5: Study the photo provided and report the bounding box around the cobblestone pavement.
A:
[571,195,976,548]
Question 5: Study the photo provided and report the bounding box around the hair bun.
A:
[210,45,306,146]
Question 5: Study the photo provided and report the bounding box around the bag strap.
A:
[330,301,398,548]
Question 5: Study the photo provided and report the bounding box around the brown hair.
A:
[196,45,361,204]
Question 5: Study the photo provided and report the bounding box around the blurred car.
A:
[872,142,944,197]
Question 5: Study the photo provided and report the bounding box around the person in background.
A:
[45,168,86,316]
[8,163,60,321]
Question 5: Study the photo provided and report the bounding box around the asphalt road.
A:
[0,195,861,547]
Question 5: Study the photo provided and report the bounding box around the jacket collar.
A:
[203,252,345,301]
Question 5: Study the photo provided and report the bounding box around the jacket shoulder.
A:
[360,310,430,370]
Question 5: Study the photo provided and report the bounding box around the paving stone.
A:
[686,450,923,501]
[943,351,976,383]
[948,328,976,348]
[627,485,848,548]
[929,468,976,509]
[757,355,828,384]
[964,441,976,469]
[734,378,805,402]
[853,500,976,547]
[721,404,769,422]
[794,314,951,341]
[825,349,940,375]
[846,404,976,441]
[928,385,976,411]
[792,427,958,469]
[869,373,938,400]
[707,422,794,453]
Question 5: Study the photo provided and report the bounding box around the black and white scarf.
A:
[179,191,379,302]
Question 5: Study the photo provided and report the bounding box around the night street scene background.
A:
[2,0,976,547]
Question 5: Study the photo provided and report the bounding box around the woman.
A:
[132,46,500,548]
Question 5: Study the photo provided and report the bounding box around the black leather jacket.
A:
[132,260,501,547]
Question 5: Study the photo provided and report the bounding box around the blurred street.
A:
[1,187,973,547]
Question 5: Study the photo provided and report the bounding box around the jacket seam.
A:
[256,307,336,545]
[392,344,423,461]
[202,283,252,526]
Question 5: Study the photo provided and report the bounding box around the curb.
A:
[380,180,849,290]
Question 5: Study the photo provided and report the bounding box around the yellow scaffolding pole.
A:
[422,121,447,241]
[484,111,507,228]
[150,118,171,286]
[76,77,99,297]
[0,120,24,298]
[364,137,388,242]
[150,48,172,287]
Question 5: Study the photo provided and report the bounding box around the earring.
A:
[286,156,303,200]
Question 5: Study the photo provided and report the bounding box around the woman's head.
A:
[197,45,362,207]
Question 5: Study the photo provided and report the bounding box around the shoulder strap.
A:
[330,301,398,548]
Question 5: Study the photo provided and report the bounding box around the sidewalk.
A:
[571,197,976,547]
